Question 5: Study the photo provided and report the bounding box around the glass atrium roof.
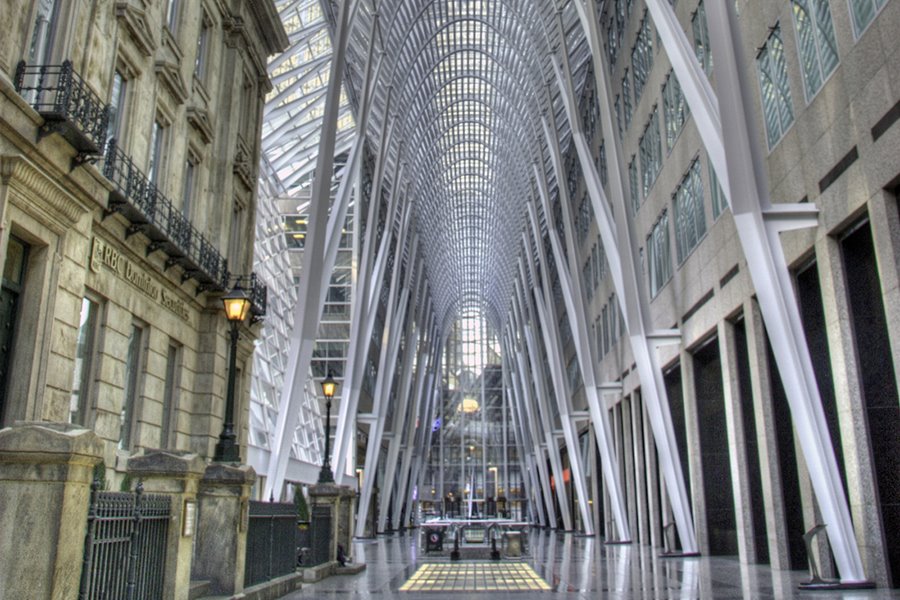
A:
[264,0,594,333]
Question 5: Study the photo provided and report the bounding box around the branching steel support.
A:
[263,0,361,500]
[557,7,698,552]
[643,0,866,580]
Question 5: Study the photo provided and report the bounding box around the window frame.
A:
[118,321,147,451]
[70,294,105,427]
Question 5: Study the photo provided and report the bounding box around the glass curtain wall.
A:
[425,308,520,518]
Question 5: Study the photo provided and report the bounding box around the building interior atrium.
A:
[1,0,900,597]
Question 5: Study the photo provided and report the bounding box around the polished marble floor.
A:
[279,530,900,599]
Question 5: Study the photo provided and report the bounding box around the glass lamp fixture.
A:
[222,285,252,322]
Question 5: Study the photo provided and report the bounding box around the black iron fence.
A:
[244,501,297,587]
[78,482,171,600]
[14,60,109,158]
[308,504,332,566]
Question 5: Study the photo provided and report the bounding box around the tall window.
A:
[229,204,245,270]
[628,156,640,214]
[639,108,662,197]
[194,17,210,80]
[673,160,706,264]
[622,69,633,129]
[107,70,128,145]
[160,343,180,448]
[0,237,29,425]
[118,323,145,450]
[756,24,794,148]
[148,120,167,184]
[692,1,713,73]
[648,211,672,297]
[709,157,728,218]
[28,0,61,64]
[70,297,101,426]
[614,95,623,137]
[164,0,179,33]
[598,142,608,187]
[632,13,654,103]
[182,158,196,218]
[849,0,887,37]
[791,0,839,100]
[663,71,690,150]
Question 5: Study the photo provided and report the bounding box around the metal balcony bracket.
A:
[70,151,102,172]
[181,270,199,284]
[145,241,165,257]
[125,223,148,239]
[103,199,126,221]
[164,257,181,271]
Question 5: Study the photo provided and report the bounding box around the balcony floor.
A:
[279,529,900,599]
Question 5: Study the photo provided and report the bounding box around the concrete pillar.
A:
[191,463,256,595]
[0,423,103,600]
[127,450,205,600]
[718,319,757,564]
[309,483,356,563]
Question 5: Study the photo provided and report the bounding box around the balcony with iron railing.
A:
[14,61,109,166]
[14,60,267,318]
[103,139,230,292]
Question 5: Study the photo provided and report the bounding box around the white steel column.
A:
[502,333,548,527]
[694,1,863,581]
[553,12,697,551]
[513,273,572,530]
[331,136,403,480]
[507,307,559,529]
[391,309,435,528]
[355,225,418,537]
[262,0,359,500]
[524,202,594,535]
[377,271,428,532]
[535,124,632,541]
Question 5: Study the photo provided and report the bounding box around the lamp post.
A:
[213,285,251,462]
[318,369,338,483]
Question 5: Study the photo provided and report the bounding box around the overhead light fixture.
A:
[457,395,479,413]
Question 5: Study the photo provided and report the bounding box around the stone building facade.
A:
[0,0,286,486]
[560,0,900,587]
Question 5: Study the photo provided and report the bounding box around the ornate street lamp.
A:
[318,370,338,483]
[213,285,252,462]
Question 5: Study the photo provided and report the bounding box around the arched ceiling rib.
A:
[266,0,596,334]
[343,0,592,331]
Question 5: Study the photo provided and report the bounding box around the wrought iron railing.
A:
[13,61,267,317]
[78,481,171,600]
[104,139,229,291]
[244,501,298,587]
[245,273,268,320]
[14,60,109,160]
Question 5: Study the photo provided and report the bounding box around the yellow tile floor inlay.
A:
[399,563,551,592]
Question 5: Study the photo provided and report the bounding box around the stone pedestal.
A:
[191,463,256,595]
[127,450,205,600]
[0,422,104,600]
[309,483,356,563]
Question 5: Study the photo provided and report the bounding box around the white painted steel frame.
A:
[642,0,865,581]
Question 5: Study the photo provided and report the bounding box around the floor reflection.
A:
[278,529,900,600]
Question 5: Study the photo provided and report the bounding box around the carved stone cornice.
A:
[1,155,91,227]
[187,107,214,145]
[154,61,189,105]
[115,2,158,57]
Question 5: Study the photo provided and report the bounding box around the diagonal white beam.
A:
[262,0,357,500]
[551,30,698,551]
[532,150,631,541]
